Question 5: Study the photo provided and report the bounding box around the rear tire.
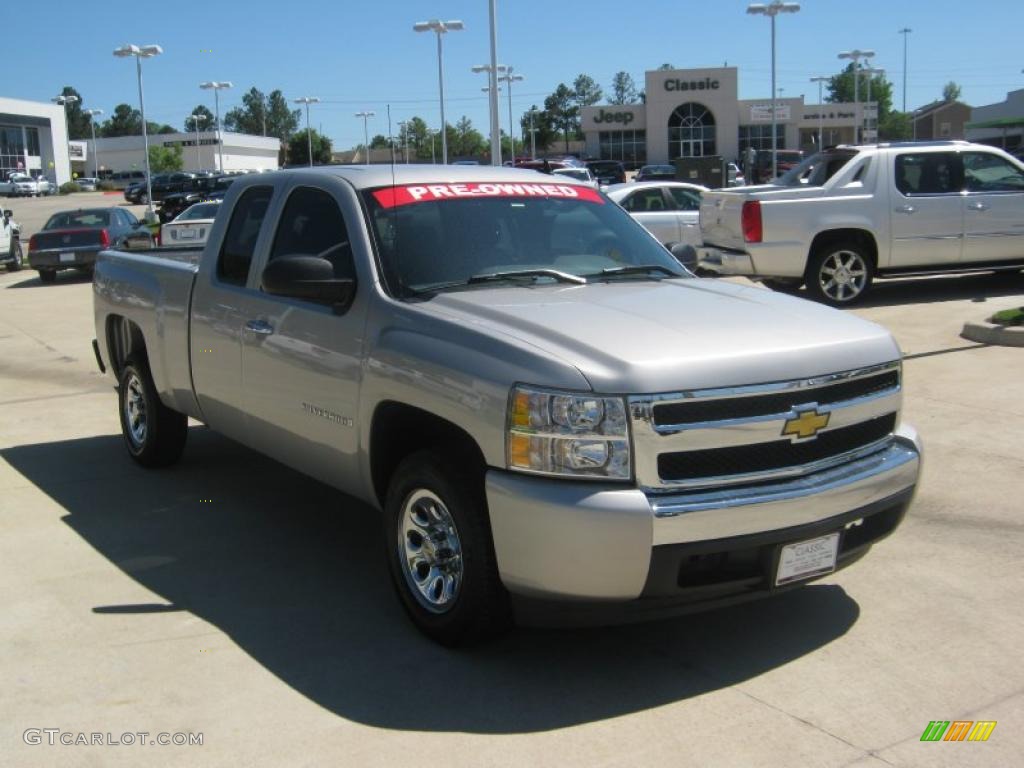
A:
[804,241,874,306]
[6,239,22,271]
[38,270,56,283]
[384,450,510,646]
[118,357,188,467]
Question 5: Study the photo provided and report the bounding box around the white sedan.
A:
[605,181,707,247]
[160,201,222,246]
[551,166,599,188]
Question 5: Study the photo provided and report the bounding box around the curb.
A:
[961,321,1024,347]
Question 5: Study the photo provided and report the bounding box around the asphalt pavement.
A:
[1,195,1022,767]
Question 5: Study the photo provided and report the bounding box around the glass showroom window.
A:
[0,125,27,176]
[739,124,785,152]
[668,103,716,158]
[26,127,41,157]
[599,130,646,165]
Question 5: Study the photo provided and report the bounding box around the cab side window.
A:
[217,185,273,285]
[268,187,354,280]
[894,152,961,195]
[963,152,1024,192]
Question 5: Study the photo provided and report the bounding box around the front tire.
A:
[384,451,510,646]
[118,357,187,467]
[805,241,874,306]
[6,239,22,271]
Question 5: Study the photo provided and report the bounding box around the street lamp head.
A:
[747,1,800,15]
[85,108,104,117]
[809,76,830,83]
[355,111,376,118]
[200,81,233,91]
[294,97,320,105]
[838,49,875,60]
[114,43,162,58]
[414,19,464,33]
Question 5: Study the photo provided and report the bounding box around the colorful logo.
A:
[920,721,996,742]
[782,406,830,440]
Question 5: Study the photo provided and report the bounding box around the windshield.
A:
[362,182,687,296]
[176,202,221,221]
[44,211,110,229]
[772,150,858,187]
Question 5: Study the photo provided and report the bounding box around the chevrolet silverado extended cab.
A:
[93,166,922,645]
[699,140,1024,305]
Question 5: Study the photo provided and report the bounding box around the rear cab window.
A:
[216,186,274,285]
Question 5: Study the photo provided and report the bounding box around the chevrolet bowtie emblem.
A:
[782,406,830,440]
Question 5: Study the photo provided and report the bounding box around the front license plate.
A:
[775,533,840,586]
[59,252,75,263]
[178,228,196,239]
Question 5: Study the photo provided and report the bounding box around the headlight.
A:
[506,385,631,480]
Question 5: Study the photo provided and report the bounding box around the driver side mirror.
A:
[665,242,698,272]
[262,255,356,314]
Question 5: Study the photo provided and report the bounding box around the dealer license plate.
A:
[178,228,196,239]
[59,252,75,263]
[775,533,839,586]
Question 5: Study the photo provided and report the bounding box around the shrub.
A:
[59,182,82,195]
[97,181,117,191]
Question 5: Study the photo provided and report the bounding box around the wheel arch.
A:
[369,401,487,508]
[105,314,148,379]
[808,229,878,272]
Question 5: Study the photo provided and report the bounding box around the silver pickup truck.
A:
[92,166,922,645]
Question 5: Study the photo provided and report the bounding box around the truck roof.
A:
[246,164,571,191]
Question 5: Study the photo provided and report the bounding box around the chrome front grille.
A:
[629,362,901,492]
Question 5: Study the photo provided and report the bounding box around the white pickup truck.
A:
[1,205,22,271]
[699,140,1024,305]
[92,166,921,645]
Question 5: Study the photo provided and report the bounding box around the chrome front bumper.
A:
[486,425,921,602]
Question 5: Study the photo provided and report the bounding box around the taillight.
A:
[28,234,38,252]
[99,229,111,247]
[741,201,762,243]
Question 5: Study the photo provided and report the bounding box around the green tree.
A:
[369,134,390,149]
[942,81,962,102]
[150,123,176,135]
[56,86,92,140]
[184,104,216,132]
[101,103,142,137]
[826,63,894,118]
[224,87,300,139]
[657,63,675,71]
[446,116,486,158]
[400,116,431,159]
[148,144,183,172]
[609,72,639,105]
[287,128,332,165]
[519,106,558,154]
[879,110,911,141]
[572,74,603,109]
[544,84,578,152]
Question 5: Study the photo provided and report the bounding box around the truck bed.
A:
[93,246,204,418]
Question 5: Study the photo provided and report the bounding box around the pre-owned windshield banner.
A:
[372,182,604,208]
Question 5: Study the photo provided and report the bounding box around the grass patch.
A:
[990,307,1024,326]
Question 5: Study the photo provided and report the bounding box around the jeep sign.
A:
[592,109,635,125]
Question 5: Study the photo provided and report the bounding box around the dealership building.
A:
[0,95,72,185]
[90,131,281,175]
[581,66,873,167]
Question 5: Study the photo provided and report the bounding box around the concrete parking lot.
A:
[1,194,1022,766]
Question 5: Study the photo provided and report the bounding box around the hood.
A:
[425,278,900,393]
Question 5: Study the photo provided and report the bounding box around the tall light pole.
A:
[486,0,502,166]
[200,81,232,173]
[498,67,524,159]
[355,111,375,165]
[747,2,801,180]
[810,76,829,149]
[473,64,507,163]
[528,109,538,160]
[898,28,912,113]
[838,49,874,143]
[52,94,79,182]
[294,97,319,167]
[187,113,208,171]
[413,19,464,166]
[864,67,885,142]
[114,44,163,219]
[84,108,103,179]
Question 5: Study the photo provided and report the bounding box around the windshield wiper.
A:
[467,268,586,285]
[585,264,682,280]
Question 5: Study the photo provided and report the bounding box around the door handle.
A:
[967,201,989,211]
[244,319,274,336]
[894,204,915,214]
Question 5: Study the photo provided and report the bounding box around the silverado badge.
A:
[782,406,830,440]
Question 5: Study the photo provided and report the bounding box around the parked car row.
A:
[1,173,56,197]
[26,207,154,282]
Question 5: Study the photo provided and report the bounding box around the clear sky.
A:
[13,0,1023,149]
